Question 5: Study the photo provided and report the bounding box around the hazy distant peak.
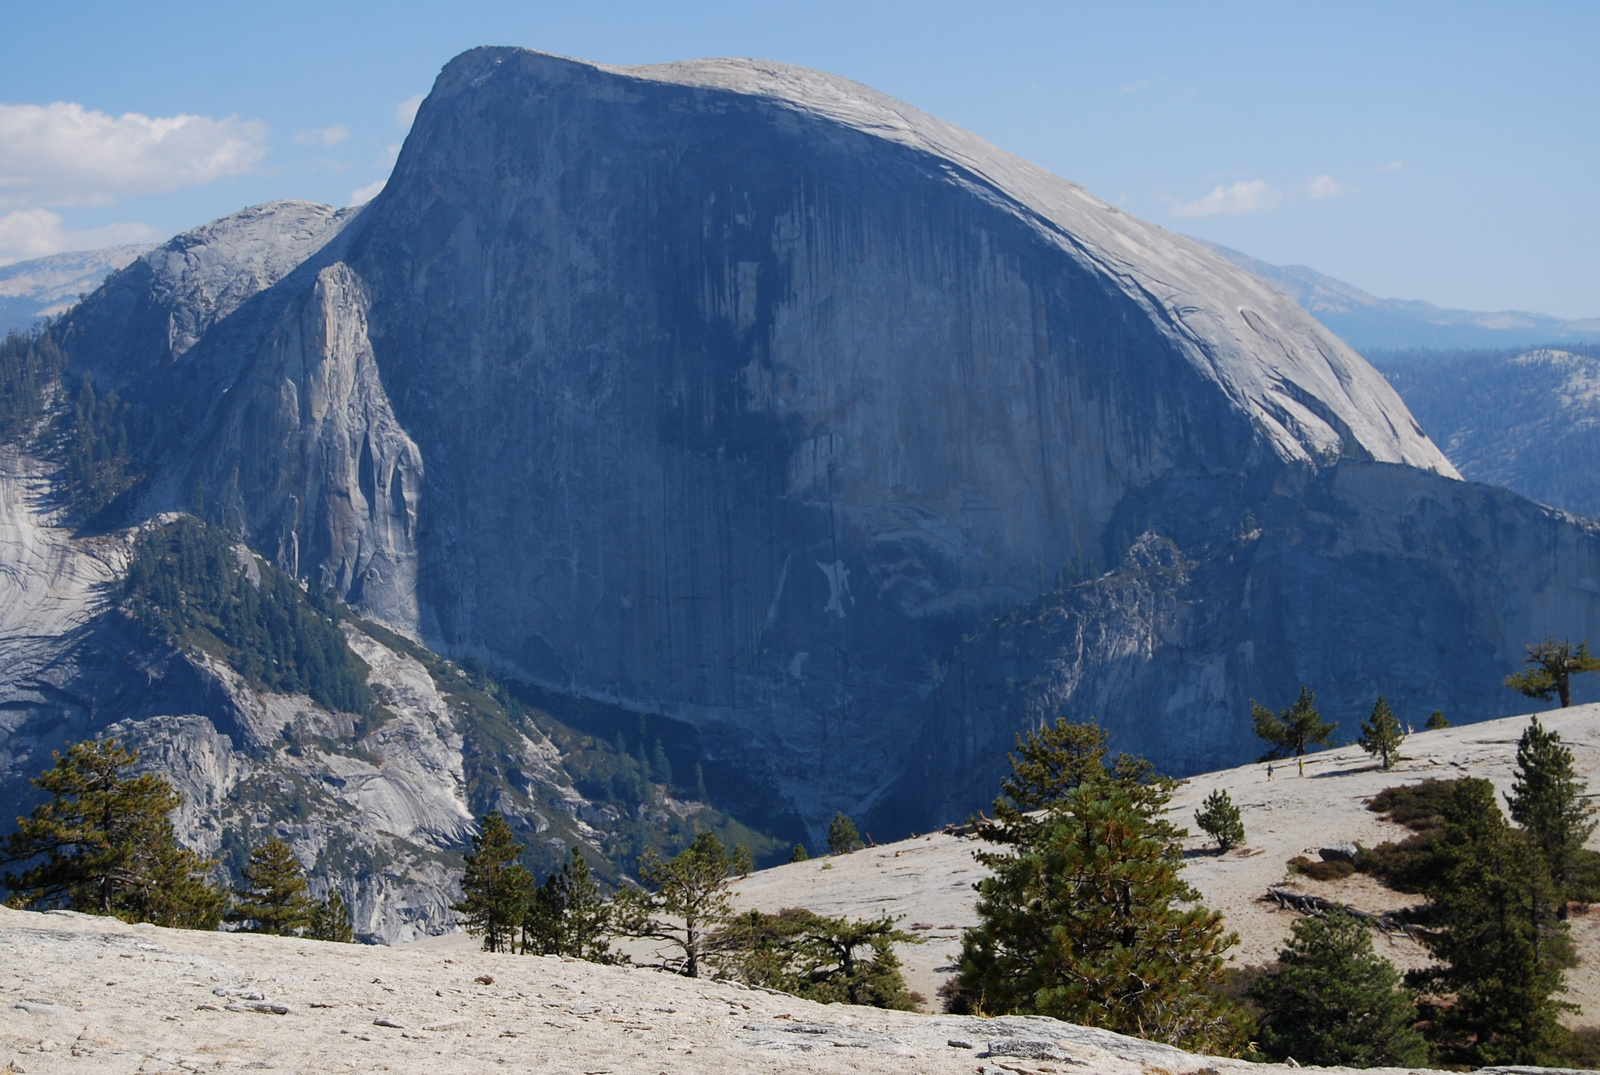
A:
[0,244,156,333]
[1200,239,1600,351]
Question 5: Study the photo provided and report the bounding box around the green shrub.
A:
[1288,855,1356,882]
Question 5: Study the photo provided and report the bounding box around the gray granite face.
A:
[47,48,1600,841]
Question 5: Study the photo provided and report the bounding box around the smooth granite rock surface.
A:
[35,48,1600,845]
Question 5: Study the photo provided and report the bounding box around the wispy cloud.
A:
[292,125,349,147]
[1171,179,1280,218]
[0,101,267,210]
[1300,174,1350,199]
[1379,159,1405,173]
[348,180,385,207]
[1118,79,1151,95]
[396,94,425,130]
[0,208,157,266]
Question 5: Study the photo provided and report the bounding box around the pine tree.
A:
[1357,695,1405,770]
[717,908,920,1008]
[452,812,534,953]
[991,718,1179,848]
[614,831,750,977]
[1426,709,1450,730]
[1251,686,1338,766]
[140,841,228,930]
[307,889,355,943]
[651,740,673,786]
[1506,716,1598,902]
[789,843,809,863]
[2,739,224,927]
[827,812,864,854]
[1194,789,1245,852]
[1412,778,1575,1066]
[1000,718,1113,812]
[948,780,1246,1054]
[1249,907,1428,1067]
[230,838,317,935]
[523,847,612,962]
[1505,637,1600,708]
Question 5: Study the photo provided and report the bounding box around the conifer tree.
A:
[2,739,223,927]
[139,840,228,930]
[230,838,317,935]
[948,778,1246,1054]
[789,843,809,863]
[614,831,750,977]
[1194,789,1245,852]
[1412,778,1575,1066]
[307,889,355,943]
[1249,907,1428,1067]
[827,812,864,854]
[651,740,673,786]
[1426,709,1450,730]
[1506,716,1597,902]
[1357,695,1405,770]
[523,847,612,962]
[1251,686,1338,766]
[452,811,534,953]
[1505,637,1600,708]
[717,908,920,1008]
[992,718,1178,847]
[1000,718,1113,812]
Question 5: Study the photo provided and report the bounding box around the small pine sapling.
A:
[1358,695,1405,770]
[1194,789,1245,853]
[827,812,864,855]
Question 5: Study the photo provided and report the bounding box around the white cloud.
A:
[1300,174,1350,199]
[348,180,386,207]
[1171,179,1280,218]
[1379,159,1405,173]
[0,208,158,266]
[293,125,349,147]
[0,101,266,210]
[396,94,425,130]
[1118,79,1151,94]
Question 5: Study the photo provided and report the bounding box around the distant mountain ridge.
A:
[0,246,156,335]
[1376,345,1600,520]
[1200,240,1600,351]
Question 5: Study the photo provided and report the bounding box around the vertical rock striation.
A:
[41,48,1600,842]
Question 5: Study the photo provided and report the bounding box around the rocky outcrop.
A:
[182,261,425,632]
[0,447,609,941]
[40,48,1600,845]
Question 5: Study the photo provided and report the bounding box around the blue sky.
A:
[2,1,1595,317]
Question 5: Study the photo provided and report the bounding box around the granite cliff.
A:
[16,48,1600,860]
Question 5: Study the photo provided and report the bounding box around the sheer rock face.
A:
[46,48,1600,838]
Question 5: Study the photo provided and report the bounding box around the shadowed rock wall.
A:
[46,49,1600,841]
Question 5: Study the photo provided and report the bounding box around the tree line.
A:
[943,694,1597,1067]
[450,812,919,1009]
[4,659,1595,1061]
[1,739,353,942]
[121,517,372,714]
[0,326,143,524]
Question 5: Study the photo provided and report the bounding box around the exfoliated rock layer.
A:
[43,48,1600,844]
